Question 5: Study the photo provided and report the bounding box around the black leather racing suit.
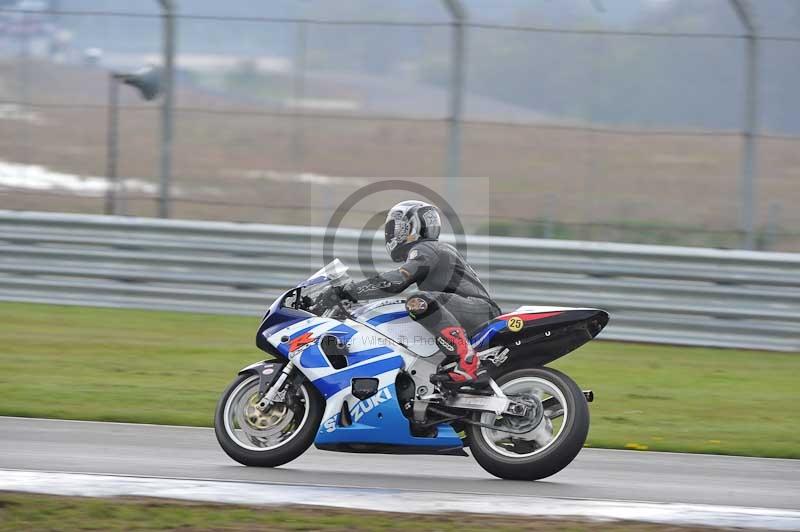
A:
[348,239,501,337]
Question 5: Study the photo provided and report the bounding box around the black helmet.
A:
[384,200,442,262]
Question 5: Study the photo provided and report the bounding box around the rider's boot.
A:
[429,326,488,389]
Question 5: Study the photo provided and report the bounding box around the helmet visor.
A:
[384,219,395,244]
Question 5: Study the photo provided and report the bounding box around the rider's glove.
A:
[338,283,358,303]
[318,284,358,308]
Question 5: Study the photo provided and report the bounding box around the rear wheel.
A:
[466,367,589,480]
[214,373,323,467]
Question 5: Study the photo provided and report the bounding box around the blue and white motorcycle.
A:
[215,260,608,480]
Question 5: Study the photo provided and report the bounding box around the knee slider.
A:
[405,292,436,320]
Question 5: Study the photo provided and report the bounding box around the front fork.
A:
[256,360,294,411]
[232,359,295,412]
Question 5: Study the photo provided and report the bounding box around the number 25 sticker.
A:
[507,316,524,332]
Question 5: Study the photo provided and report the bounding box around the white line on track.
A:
[2,469,799,531]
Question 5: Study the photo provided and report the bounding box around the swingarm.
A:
[442,379,532,417]
[411,379,544,437]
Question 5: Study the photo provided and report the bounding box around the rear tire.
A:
[214,373,324,467]
[466,367,589,480]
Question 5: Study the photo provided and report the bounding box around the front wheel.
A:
[466,367,589,480]
[214,372,324,467]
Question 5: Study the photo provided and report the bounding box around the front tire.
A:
[214,373,324,467]
[466,367,589,480]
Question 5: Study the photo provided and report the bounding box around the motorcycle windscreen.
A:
[297,259,350,289]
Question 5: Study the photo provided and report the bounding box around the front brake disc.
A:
[236,393,296,439]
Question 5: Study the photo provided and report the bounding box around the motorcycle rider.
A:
[328,200,501,388]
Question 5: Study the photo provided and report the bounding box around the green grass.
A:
[0,492,736,531]
[0,301,798,458]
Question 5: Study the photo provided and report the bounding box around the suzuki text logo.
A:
[351,387,392,422]
[323,387,393,432]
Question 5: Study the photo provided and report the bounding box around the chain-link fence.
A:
[0,1,798,250]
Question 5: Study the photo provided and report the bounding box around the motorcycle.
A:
[214,259,608,480]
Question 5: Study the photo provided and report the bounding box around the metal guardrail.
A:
[0,210,798,352]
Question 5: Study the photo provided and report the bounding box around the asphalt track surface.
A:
[1,416,798,513]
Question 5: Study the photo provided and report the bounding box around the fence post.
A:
[104,74,121,215]
[291,20,307,170]
[729,0,760,250]
[442,0,467,212]
[157,0,176,219]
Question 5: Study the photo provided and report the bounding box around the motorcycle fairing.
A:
[310,356,404,398]
[315,381,462,449]
[352,300,440,357]
[255,290,315,359]
[266,318,403,395]
[264,314,461,450]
